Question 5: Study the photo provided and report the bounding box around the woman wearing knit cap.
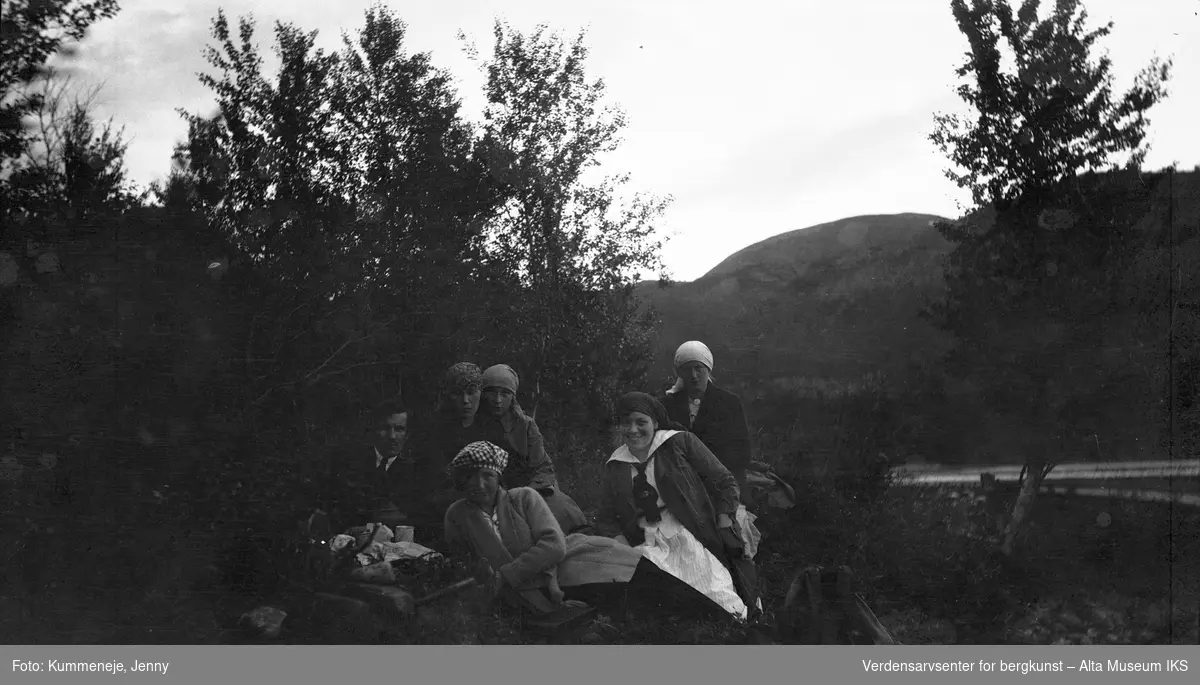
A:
[477,364,589,535]
[426,362,491,479]
[443,441,641,615]
[596,392,758,620]
[662,341,755,504]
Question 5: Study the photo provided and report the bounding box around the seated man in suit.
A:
[368,401,414,527]
[323,401,413,530]
[324,401,459,545]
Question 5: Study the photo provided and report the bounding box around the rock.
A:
[239,606,287,639]
[310,593,384,643]
[342,583,416,621]
[579,631,604,644]
[35,251,60,274]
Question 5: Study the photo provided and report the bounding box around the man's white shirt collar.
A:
[374,448,399,471]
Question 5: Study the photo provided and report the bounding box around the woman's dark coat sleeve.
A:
[723,393,754,474]
[516,417,558,492]
[678,432,740,518]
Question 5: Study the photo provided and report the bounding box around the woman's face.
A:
[452,386,482,419]
[460,467,500,506]
[619,411,657,454]
[482,387,514,417]
[678,361,711,394]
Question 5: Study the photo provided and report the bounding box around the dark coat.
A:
[661,382,753,479]
[596,431,740,565]
[423,409,490,488]
[476,404,590,535]
[476,403,558,492]
[323,447,412,525]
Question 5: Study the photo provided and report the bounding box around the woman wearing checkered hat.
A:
[442,441,641,615]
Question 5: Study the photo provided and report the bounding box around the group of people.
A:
[324,341,761,621]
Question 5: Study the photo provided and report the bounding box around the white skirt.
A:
[636,510,748,619]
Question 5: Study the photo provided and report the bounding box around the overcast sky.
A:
[50,0,1200,281]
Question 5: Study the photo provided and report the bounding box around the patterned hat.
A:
[444,362,483,391]
[448,441,509,476]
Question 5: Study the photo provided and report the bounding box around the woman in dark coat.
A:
[426,362,490,474]
[475,364,589,535]
[661,341,755,503]
[596,392,753,619]
[412,362,490,533]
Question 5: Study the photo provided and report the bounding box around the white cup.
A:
[393,525,415,543]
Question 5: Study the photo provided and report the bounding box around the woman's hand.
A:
[473,558,495,586]
[474,560,506,603]
[717,513,733,528]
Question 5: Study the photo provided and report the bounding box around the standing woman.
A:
[597,392,753,619]
[661,341,754,503]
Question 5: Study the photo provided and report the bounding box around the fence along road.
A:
[891,459,1200,507]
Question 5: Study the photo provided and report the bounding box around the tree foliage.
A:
[927,0,1173,555]
[930,0,1171,212]
[1,6,139,245]
[167,6,670,452]
[928,0,1172,405]
[0,0,119,163]
[467,21,671,422]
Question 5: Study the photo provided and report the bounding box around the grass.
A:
[3,428,1197,645]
